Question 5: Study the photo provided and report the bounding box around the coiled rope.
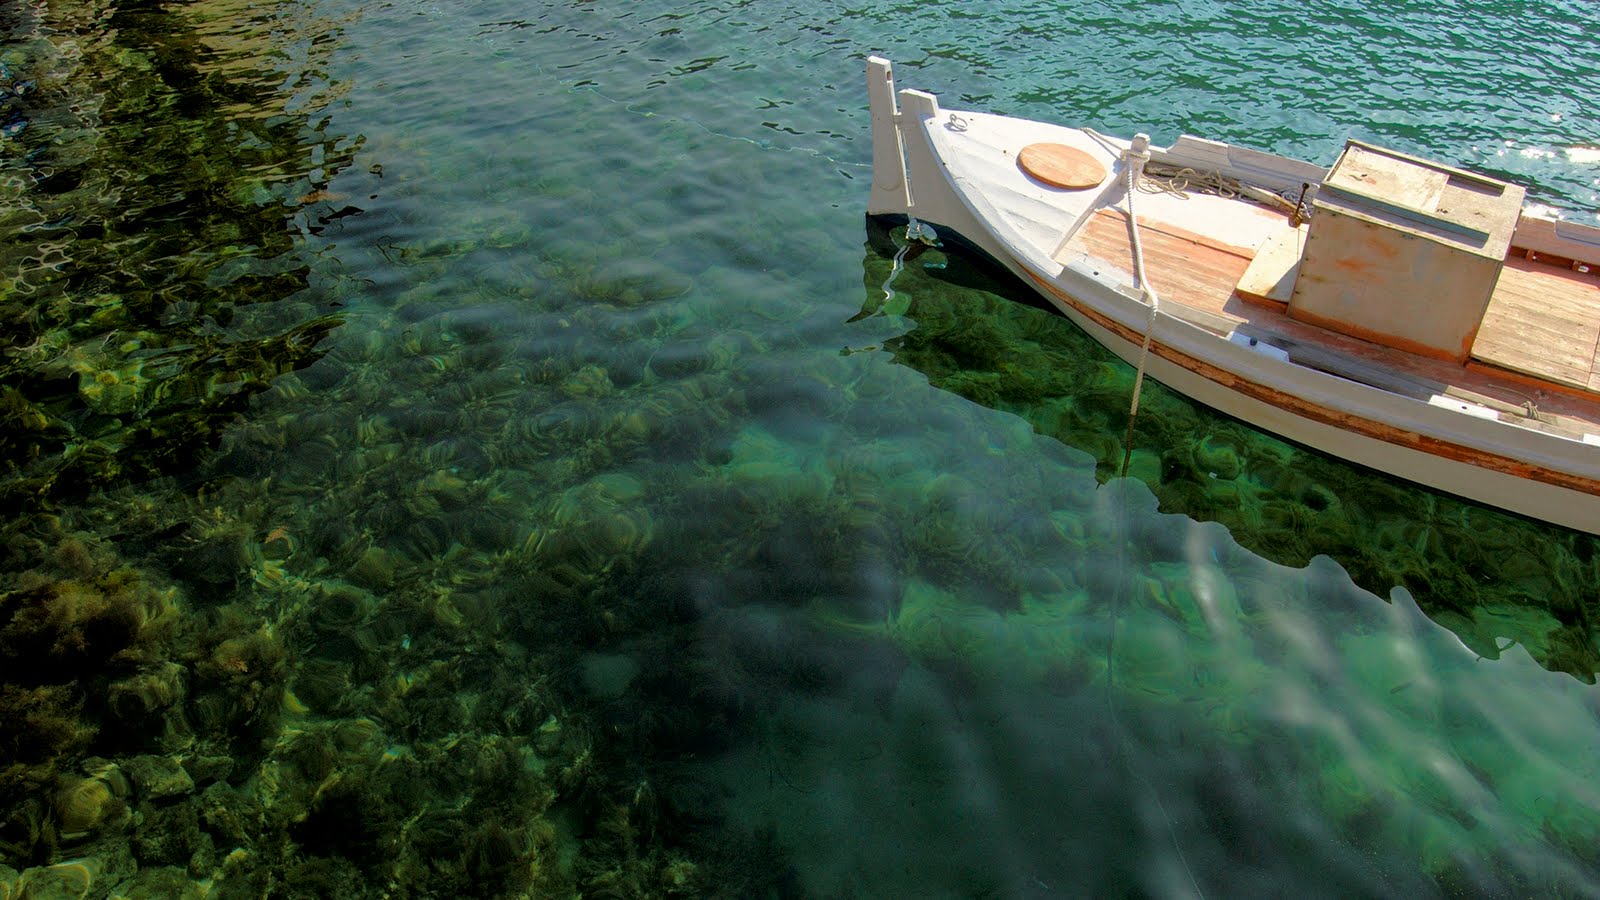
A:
[1141,161,1301,215]
[1139,162,1240,199]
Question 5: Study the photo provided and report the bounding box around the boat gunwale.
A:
[917,109,1600,463]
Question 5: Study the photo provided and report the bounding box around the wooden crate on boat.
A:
[1288,140,1525,362]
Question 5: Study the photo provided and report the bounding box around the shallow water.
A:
[3,0,1600,895]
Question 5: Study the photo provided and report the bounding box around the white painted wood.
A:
[866,56,909,216]
[865,57,1600,535]
[1514,214,1600,264]
[1157,135,1327,194]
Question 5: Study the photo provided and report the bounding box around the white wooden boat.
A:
[866,56,1600,536]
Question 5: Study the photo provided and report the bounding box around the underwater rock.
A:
[535,715,564,757]
[202,634,276,685]
[596,510,653,559]
[291,659,355,716]
[208,847,267,898]
[197,783,256,848]
[105,866,206,900]
[0,568,171,682]
[313,582,374,631]
[278,855,368,898]
[129,800,211,871]
[171,526,251,590]
[348,545,402,589]
[179,756,233,788]
[53,774,124,840]
[124,755,193,801]
[414,468,474,512]
[104,662,187,746]
[190,625,287,750]
[560,364,614,399]
[1192,433,1243,481]
[647,340,714,380]
[575,260,693,307]
[12,843,135,900]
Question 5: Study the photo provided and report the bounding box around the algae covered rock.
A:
[129,801,212,872]
[105,865,207,900]
[11,844,135,900]
[123,756,193,802]
[53,775,123,840]
[49,761,129,845]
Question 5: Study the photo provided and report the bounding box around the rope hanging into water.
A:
[1119,135,1161,478]
[881,239,913,305]
[1085,129,1209,898]
[1107,144,1210,900]
[881,215,938,305]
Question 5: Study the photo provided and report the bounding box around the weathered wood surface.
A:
[1473,256,1600,392]
[1235,222,1305,306]
[1288,142,1525,362]
[1059,202,1600,430]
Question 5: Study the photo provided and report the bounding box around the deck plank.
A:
[1472,256,1600,391]
[1058,208,1253,312]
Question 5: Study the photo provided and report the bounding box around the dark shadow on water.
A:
[856,213,1600,681]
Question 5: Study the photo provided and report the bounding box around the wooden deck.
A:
[1058,206,1600,432]
[1474,256,1600,393]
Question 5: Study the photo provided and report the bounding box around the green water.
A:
[2,0,1599,896]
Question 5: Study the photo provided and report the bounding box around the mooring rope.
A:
[1119,135,1161,478]
[881,240,913,305]
[880,215,938,306]
[1106,137,1210,900]
[1105,487,1208,900]
[1139,162,1239,200]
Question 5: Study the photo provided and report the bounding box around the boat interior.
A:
[1040,136,1600,440]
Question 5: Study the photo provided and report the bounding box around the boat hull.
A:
[865,57,1600,535]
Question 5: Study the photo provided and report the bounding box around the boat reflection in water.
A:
[856,212,1600,681]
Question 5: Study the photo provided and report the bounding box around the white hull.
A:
[866,56,1600,535]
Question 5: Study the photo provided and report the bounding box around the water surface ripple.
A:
[2,0,1599,896]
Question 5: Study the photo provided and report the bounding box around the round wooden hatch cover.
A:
[1017,143,1107,189]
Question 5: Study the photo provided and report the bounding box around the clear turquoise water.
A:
[3,0,1600,895]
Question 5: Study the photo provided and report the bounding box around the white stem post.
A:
[867,57,911,215]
